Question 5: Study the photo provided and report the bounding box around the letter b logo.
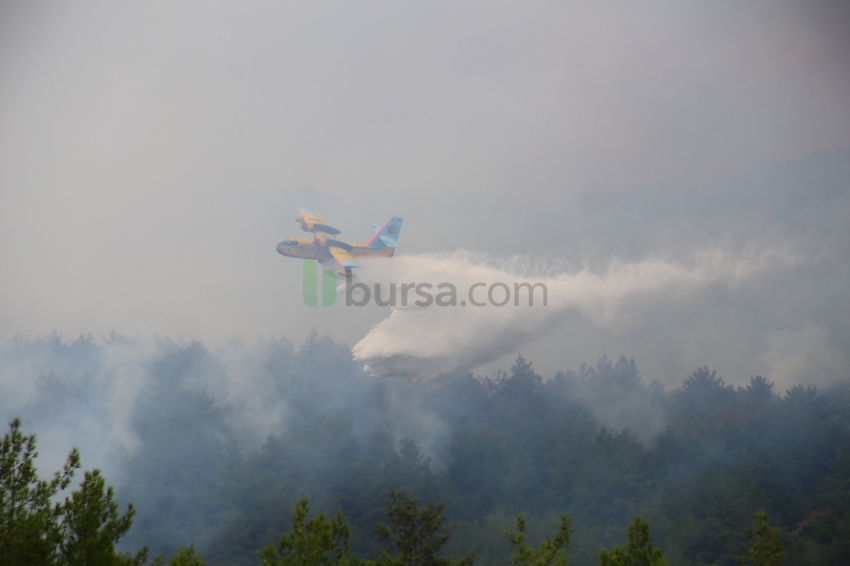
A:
[302,259,337,307]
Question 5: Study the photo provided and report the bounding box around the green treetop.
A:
[373,490,473,566]
[599,516,667,566]
[261,496,356,566]
[735,511,783,566]
[504,514,573,566]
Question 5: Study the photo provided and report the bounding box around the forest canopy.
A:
[1,334,848,565]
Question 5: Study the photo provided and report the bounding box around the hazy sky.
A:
[2,2,849,386]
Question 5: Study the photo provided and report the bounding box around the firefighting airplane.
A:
[276,208,402,277]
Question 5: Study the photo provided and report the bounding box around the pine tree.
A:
[261,496,355,566]
[0,418,78,566]
[58,470,145,566]
[735,511,783,566]
[374,490,473,566]
[599,517,667,566]
[504,514,572,566]
[0,418,146,566]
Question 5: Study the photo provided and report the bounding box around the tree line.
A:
[1,335,848,565]
[2,419,784,566]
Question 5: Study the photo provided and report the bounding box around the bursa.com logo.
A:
[301,259,547,308]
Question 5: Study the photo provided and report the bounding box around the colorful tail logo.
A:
[302,259,337,307]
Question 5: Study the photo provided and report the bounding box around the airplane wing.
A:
[328,246,362,269]
[298,208,325,224]
[314,229,337,240]
[297,208,341,235]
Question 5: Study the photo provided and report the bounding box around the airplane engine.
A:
[296,218,316,232]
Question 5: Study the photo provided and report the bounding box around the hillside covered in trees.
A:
[1,334,849,565]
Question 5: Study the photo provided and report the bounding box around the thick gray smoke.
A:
[0,334,445,487]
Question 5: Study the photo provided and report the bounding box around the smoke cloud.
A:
[353,246,803,381]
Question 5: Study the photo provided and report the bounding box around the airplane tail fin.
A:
[368,217,403,251]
